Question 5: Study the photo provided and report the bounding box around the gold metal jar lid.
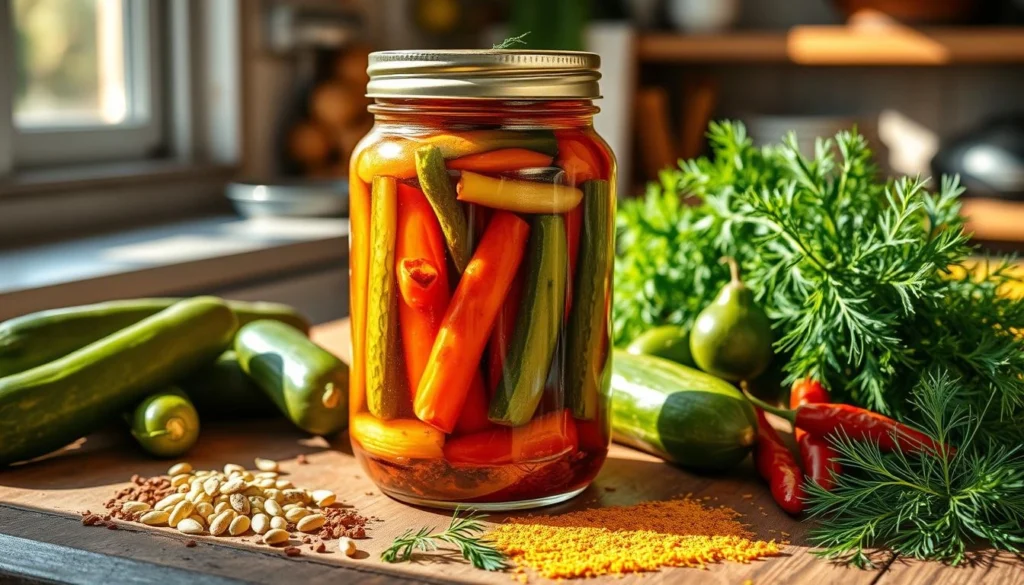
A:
[366,50,601,100]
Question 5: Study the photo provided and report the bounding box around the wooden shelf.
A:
[962,197,1024,243]
[638,26,1024,66]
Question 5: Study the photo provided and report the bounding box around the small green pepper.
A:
[130,387,200,458]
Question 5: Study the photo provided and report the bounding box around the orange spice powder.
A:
[489,498,781,579]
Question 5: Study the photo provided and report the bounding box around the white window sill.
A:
[0,215,348,321]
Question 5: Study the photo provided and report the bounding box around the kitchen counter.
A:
[0,320,1018,585]
[0,216,348,322]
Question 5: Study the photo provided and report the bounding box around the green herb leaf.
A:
[380,507,508,571]
[493,32,531,50]
[805,371,1024,565]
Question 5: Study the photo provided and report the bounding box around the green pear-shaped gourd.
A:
[690,259,773,382]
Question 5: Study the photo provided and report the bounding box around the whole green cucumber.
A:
[489,214,568,427]
[0,298,310,378]
[177,351,279,419]
[234,320,349,436]
[0,297,237,466]
[611,350,757,472]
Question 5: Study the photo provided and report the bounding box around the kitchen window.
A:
[1,0,162,168]
[0,0,240,245]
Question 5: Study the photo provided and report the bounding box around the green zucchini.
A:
[489,214,568,427]
[0,297,236,466]
[0,298,310,378]
[178,351,279,419]
[130,386,201,458]
[364,176,406,420]
[415,145,471,273]
[611,350,757,471]
[566,180,614,420]
[235,320,349,436]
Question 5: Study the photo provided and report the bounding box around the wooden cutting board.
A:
[0,320,1017,585]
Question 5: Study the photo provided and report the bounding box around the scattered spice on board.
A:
[489,499,781,579]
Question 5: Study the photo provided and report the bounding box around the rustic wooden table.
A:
[0,320,1019,585]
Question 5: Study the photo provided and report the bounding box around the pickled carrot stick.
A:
[415,211,530,433]
[563,204,583,321]
[457,171,582,214]
[348,159,371,414]
[447,148,554,173]
[444,409,579,466]
[486,269,525,393]
[454,373,492,435]
[395,184,451,394]
[351,413,445,461]
[555,133,602,186]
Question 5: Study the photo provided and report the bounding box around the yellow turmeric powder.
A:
[489,498,781,579]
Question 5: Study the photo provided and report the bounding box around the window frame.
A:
[0,0,242,247]
[2,0,165,167]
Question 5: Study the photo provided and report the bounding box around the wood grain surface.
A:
[0,320,1019,584]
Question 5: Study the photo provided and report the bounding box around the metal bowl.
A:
[227,180,349,218]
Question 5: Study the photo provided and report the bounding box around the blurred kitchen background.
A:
[1,0,1023,323]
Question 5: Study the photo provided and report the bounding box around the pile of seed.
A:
[87,459,368,556]
[489,498,782,579]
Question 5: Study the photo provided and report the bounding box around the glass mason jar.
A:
[348,50,615,510]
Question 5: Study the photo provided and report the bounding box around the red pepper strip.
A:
[790,379,842,491]
[555,132,603,186]
[755,409,806,515]
[747,390,951,456]
[444,409,578,466]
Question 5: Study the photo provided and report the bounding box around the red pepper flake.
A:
[284,547,302,557]
[296,454,308,465]
[81,514,102,526]
[185,540,197,548]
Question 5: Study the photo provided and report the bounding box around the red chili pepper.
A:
[748,389,950,456]
[754,409,806,515]
[790,379,842,491]
[789,378,830,407]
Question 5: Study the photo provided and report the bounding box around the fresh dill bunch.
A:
[725,135,972,415]
[902,258,1024,443]
[806,370,1024,567]
[380,507,508,571]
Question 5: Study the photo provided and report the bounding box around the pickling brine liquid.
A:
[349,53,614,509]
